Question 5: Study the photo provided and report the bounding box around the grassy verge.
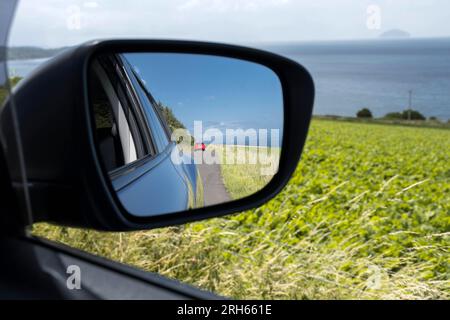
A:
[33,119,450,299]
[0,77,21,106]
[211,145,280,199]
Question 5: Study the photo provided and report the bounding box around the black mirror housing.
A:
[0,40,314,231]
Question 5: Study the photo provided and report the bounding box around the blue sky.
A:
[8,0,450,47]
[125,53,283,135]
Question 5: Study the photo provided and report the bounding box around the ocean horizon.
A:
[7,38,450,120]
[264,38,450,121]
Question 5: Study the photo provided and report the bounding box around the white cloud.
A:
[83,2,99,9]
[7,0,450,47]
[178,0,290,12]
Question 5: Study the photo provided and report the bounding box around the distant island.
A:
[379,29,411,39]
[8,46,68,60]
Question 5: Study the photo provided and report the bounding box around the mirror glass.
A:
[88,52,283,217]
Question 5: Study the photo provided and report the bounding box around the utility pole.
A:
[408,90,412,121]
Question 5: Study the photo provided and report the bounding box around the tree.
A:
[402,109,426,121]
[356,108,373,118]
[155,101,195,145]
[384,109,425,121]
[428,116,440,122]
[155,101,185,132]
[384,112,403,120]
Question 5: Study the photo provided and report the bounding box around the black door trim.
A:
[24,235,224,300]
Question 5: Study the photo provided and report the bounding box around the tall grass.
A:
[33,119,450,299]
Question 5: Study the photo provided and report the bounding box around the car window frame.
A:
[130,67,172,139]
[95,55,151,160]
[118,54,171,153]
[90,60,140,166]
[96,54,176,186]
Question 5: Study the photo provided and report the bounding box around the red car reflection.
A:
[194,142,206,151]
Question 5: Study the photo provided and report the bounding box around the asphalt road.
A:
[197,162,231,207]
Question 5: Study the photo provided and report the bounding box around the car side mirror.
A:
[0,40,314,231]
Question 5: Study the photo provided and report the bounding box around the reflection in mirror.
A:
[89,53,283,217]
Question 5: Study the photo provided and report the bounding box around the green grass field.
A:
[33,119,450,299]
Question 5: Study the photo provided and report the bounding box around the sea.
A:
[7,38,450,120]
